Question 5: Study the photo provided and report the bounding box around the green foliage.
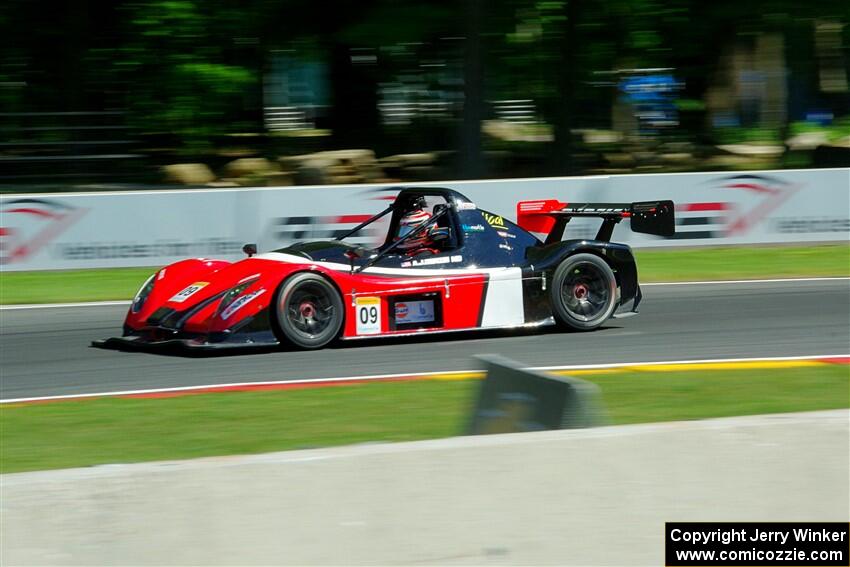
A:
[339,3,457,46]
[1,0,848,169]
[712,126,784,145]
[115,0,259,150]
[788,117,850,142]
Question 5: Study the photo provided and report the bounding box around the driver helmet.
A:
[396,204,433,250]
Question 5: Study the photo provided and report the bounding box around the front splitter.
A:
[92,335,279,352]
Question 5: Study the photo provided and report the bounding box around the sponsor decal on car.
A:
[455,201,477,210]
[482,212,506,229]
[395,302,409,318]
[394,300,435,324]
[496,230,516,239]
[400,255,463,267]
[170,282,209,303]
[221,288,266,320]
[462,224,486,233]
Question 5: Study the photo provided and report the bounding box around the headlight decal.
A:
[216,277,262,319]
[221,288,266,320]
[131,274,156,313]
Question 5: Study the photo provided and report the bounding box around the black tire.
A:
[550,253,618,331]
[273,273,344,349]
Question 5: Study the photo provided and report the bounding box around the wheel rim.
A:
[560,262,612,322]
[280,282,336,339]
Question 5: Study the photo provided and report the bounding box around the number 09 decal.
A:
[354,296,381,335]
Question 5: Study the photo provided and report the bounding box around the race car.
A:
[94,187,674,351]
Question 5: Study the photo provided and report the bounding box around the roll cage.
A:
[334,187,467,272]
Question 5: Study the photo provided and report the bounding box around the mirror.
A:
[242,243,257,257]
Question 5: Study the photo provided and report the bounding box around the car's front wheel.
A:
[273,273,344,349]
[550,253,618,331]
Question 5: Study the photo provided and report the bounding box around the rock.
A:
[785,131,830,151]
[660,153,695,165]
[262,172,294,186]
[327,164,357,177]
[329,175,364,185]
[716,144,785,157]
[832,136,850,148]
[401,165,438,181]
[603,153,636,168]
[281,149,385,186]
[318,149,376,166]
[223,158,277,178]
[703,155,776,170]
[293,157,337,185]
[396,153,437,166]
[162,163,215,185]
[582,130,623,145]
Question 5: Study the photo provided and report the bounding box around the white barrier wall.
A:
[1,168,847,271]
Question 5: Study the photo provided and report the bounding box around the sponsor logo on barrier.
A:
[772,217,850,234]
[57,239,243,260]
[0,199,87,264]
[267,214,379,245]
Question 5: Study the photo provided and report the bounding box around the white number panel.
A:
[355,296,381,335]
[169,282,209,303]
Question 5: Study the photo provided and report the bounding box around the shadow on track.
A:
[89,323,624,359]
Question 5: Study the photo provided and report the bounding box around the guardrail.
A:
[0,167,847,270]
[0,111,144,184]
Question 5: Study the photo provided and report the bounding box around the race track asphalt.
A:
[1,279,848,400]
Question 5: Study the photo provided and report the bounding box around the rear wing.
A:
[517,199,675,243]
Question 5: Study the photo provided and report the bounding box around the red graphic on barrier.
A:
[267,214,377,245]
[0,199,87,264]
[673,175,800,240]
[718,174,800,236]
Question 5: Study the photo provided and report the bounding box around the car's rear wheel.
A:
[551,253,617,331]
[273,273,344,349]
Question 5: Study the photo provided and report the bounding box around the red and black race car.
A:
[95,187,674,351]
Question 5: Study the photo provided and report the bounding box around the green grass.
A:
[1,244,847,305]
[0,267,156,304]
[2,366,847,473]
[633,244,850,282]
